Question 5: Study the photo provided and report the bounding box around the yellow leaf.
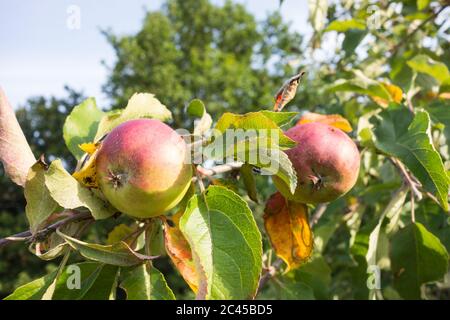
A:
[264,192,313,272]
[72,152,98,188]
[385,83,403,103]
[78,142,98,155]
[371,82,403,107]
[297,112,353,132]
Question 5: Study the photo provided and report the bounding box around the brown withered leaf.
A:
[163,215,199,293]
[0,87,36,186]
[273,71,305,112]
[264,192,313,272]
[297,112,353,132]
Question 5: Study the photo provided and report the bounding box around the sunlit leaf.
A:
[24,160,58,233]
[0,87,36,186]
[95,93,172,140]
[407,54,450,84]
[187,99,213,136]
[326,19,365,32]
[180,186,262,299]
[57,229,155,267]
[120,264,175,300]
[63,98,104,160]
[45,159,116,219]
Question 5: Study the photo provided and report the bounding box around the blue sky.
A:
[0,0,310,109]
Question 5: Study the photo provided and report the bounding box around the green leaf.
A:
[407,55,450,84]
[187,99,212,136]
[205,113,298,193]
[342,29,367,57]
[259,111,298,127]
[187,99,206,117]
[390,222,449,299]
[426,102,450,146]
[240,163,258,203]
[24,161,58,233]
[5,262,119,300]
[328,70,390,100]
[95,93,172,140]
[4,269,58,300]
[214,111,296,149]
[120,264,175,300]
[180,186,262,299]
[57,229,154,267]
[279,281,315,300]
[326,19,365,32]
[371,109,449,210]
[63,98,104,159]
[29,219,90,261]
[44,159,116,220]
[293,256,331,300]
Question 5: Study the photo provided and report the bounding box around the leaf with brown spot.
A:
[297,112,353,132]
[72,147,99,189]
[0,87,36,186]
[264,192,313,272]
[163,216,199,293]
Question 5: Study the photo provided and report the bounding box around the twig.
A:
[391,5,448,55]
[390,158,422,200]
[257,258,283,293]
[0,211,93,249]
[310,203,328,227]
[196,162,243,176]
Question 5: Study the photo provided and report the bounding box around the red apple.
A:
[273,122,360,204]
[96,119,192,218]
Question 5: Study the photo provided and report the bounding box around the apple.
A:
[96,119,192,218]
[273,122,360,204]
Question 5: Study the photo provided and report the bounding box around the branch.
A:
[391,5,448,55]
[196,162,243,177]
[0,211,93,249]
[390,157,422,200]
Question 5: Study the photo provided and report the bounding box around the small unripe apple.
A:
[273,122,360,204]
[96,119,192,218]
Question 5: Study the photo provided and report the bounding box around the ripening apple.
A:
[96,119,192,218]
[273,122,360,204]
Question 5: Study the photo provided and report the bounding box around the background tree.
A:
[102,0,303,127]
